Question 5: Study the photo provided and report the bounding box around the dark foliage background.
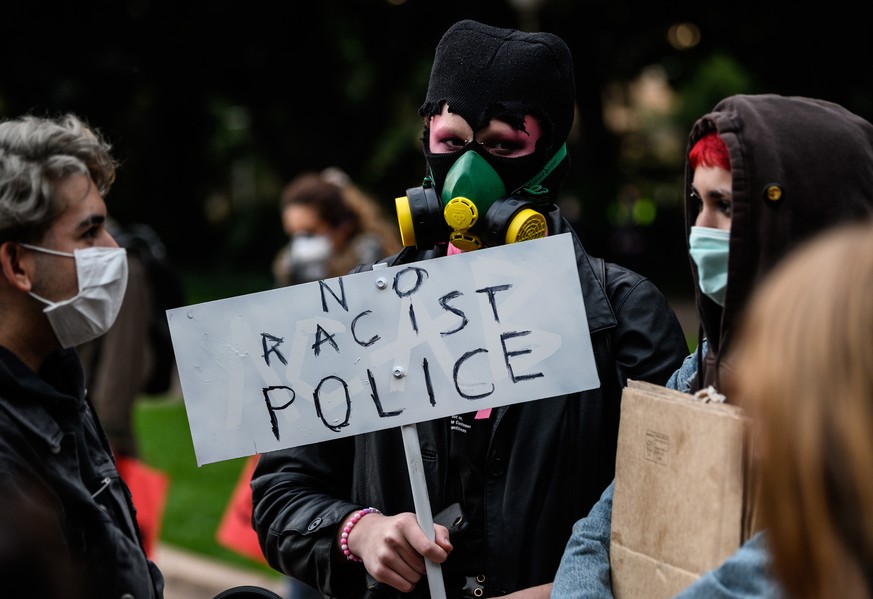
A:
[3,0,871,300]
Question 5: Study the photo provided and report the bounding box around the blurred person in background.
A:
[0,113,163,597]
[729,219,873,599]
[272,167,401,288]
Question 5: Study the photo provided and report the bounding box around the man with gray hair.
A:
[0,114,164,597]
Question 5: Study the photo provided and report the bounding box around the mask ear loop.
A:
[19,243,75,258]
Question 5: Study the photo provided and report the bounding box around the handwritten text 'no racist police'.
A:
[167,233,599,465]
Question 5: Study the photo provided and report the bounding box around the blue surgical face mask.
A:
[688,226,730,306]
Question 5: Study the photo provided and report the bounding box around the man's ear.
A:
[0,242,34,292]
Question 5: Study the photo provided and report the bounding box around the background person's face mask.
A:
[688,226,730,306]
[22,244,129,348]
[283,234,332,283]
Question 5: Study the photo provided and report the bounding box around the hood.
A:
[419,20,575,203]
[419,19,575,159]
[684,94,873,382]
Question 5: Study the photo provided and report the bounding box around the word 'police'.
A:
[258,266,546,440]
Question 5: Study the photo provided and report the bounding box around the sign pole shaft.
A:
[400,423,446,599]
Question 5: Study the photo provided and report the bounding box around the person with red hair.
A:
[552,94,873,598]
[688,130,731,170]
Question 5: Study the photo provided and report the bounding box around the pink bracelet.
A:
[340,507,381,562]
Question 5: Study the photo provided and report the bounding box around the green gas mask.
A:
[395,145,565,251]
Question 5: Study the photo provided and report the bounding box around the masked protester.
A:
[551,94,873,599]
[251,20,687,599]
[394,17,575,253]
[0,114,164,598]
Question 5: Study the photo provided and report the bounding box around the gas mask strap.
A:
[514,143,568,199]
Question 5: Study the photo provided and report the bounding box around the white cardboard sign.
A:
[168,233,599,465]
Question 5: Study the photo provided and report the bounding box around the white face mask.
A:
[22,244,129,348]
[283,234,332,282]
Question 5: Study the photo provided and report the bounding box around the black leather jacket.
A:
[0,346,164,599]
[252,210,687,598]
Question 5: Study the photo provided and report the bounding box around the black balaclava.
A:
[420,20,575,203]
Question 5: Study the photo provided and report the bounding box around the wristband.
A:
[340,507,381,562]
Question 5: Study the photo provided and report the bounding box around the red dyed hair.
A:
[689,131,731,171]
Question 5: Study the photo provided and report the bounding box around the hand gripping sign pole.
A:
[167,234,599,598]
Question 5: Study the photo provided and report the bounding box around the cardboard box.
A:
[610,380,758,598]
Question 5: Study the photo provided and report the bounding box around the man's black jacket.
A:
[0,346,164,598]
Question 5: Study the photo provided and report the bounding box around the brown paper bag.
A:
[610,380,756,599]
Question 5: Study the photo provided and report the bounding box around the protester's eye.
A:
[429,112,474,154]
[440,135,469,152]
[81,217,107,242]
[476,122,537,157]
[481,139,525,157]
[718,200,733,217]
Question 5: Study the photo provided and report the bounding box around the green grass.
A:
[133,393,281,578]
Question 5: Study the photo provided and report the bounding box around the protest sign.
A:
[168,233,599,466]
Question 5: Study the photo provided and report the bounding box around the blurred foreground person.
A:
[730,220,873,599]
[0,114,163,598]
